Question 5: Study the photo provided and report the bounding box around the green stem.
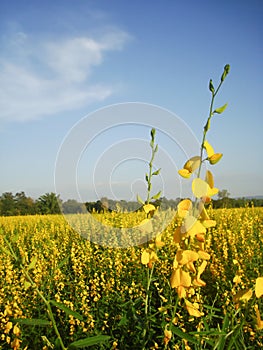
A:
[142,263,155,349]
[164,295,179,349]
[146,142,156,204]
[197,80,224,179]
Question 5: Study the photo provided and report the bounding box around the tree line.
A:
[0,191,262,216]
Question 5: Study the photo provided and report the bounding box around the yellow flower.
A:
[254,304,263,330]
[233,289,253,303]
[192,178,218,199]
[178,168,191,178]
[178,156,201,178]
[141,248,158,267]
[143,204,156,214]
[155,233,165,248]
[182,216,206,239]
[163,328,172,345]
[170,268,191,298]
[4,321,13,334]
[177,199,192,218]
[184,300,203,317]
[193,261,207,287]
[255,277,263,298]
[203,140,223,165]
[175,250,199,273]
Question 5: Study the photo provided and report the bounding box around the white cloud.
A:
[0,29,130,122]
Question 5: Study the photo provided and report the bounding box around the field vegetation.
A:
[1,65,262,349]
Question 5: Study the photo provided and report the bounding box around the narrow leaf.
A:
[171,325,199,344]
[151,190,162,200]
[24,281,31,290]
[12,318,51,326]
[69,335,110,348]
[137,194,145,205]
[49,300,83,321]
[213,103,228,114]
[0,245,12,257]
[152,168,161,176]
[27,256,38,271]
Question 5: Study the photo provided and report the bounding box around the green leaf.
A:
[24,281,31,290]
[49,300,83,321]
[57,256,69,269]
[118,316,128,326]
[137,194,145,205]
[0,245,12,257]
[152,168,161,176]
[68,335,110,348]
[209,79,215,94]
[27,256,38,271]
[171,325,199,345]
[213,103,228,114]
[11,234,19,243]
[151,191,162,200]
[12,318,51,326]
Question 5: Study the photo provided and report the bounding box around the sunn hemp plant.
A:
[138,65,263,348]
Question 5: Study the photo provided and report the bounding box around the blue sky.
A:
[0,0,262,202]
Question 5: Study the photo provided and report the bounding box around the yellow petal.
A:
[141,250,150,265]
[143,203,156,214]
[180,270,192,287]
[178,168,191,178]
[203,140,215,158]
[202,220,217,228]
[207,186,219,197]
[255,304,263,330]
[185,300,203,317]
[198,250,210,260]
[198,260,207,275]
[170,268,191,288]
[183,216,206,238]
[209,153,223,165]
[155,234,165,248]
[177,199,192,218]
[234,289,253,303]
[184,156,201,172]
[255,277,263,298]
[192,178,210,198]
[233,275,242,284]
[205,170,214,188]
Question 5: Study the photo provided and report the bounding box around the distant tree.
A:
[218,189,230,199]
[15,191,36,215]
[36,192,61,214]
[62,199,86,214]
[0,192,17,216]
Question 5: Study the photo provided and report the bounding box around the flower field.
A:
[0,207,262,349]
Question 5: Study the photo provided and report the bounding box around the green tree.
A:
[0,192,17,216]
[15,191,36,215]
[36,192,61,214]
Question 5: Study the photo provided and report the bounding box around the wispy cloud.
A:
[0,29,130,122]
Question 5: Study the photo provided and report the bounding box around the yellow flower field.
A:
[0,207,262,349]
